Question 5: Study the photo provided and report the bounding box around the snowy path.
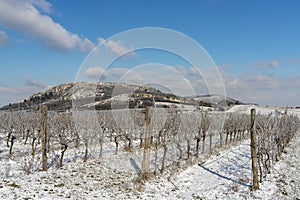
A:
[173,142,252,199]
[142,133,300,200]
[142,140,253,199]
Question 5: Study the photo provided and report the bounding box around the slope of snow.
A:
[227,105,300,119]
[192,94,239,104]
[289,109,300,117]
[227,105,286,116]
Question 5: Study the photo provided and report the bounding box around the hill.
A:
[0,82,244,111]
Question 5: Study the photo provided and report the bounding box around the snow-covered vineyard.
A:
[0,105,299,199]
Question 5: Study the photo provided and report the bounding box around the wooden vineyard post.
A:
[41,105,48,171]
[250,108,259,190]
[142,107,151,180]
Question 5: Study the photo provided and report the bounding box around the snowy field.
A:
[0,106,299,199]
[1,134,299,200]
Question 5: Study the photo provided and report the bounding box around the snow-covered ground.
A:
[0,105,299,199]
[227,105,300,118]
[142,132,300,200]
[1,133,299,200]
[227,105,281,115]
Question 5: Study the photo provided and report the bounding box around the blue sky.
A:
[0,0,299,107]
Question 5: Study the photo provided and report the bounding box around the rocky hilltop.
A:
[0,82,190,111]
[0,82,244,111]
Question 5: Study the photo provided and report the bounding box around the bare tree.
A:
[201,111,210,153]
[9,135,16,158]
[72,110,100,162]
[41,105,47,171]
[159,107,181,174]
[179,111,200,159]
[255,110,299,183]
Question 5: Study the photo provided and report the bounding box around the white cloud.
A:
[98,37,136,57]
[24,76,46,89]
[188,67,204,78]
[0,0,94,52]
[223,73,300,106]
[173,65,188,77]
[84,66,136,82]
[0,76,48,106]
[0,85,43,106]
[253,60,280,69]
[0,30,9,46]
[84,65,196,96]
[108,68,131,78]
[28,0,52,14]
[84,67,106,79]
[0,86,13,93]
